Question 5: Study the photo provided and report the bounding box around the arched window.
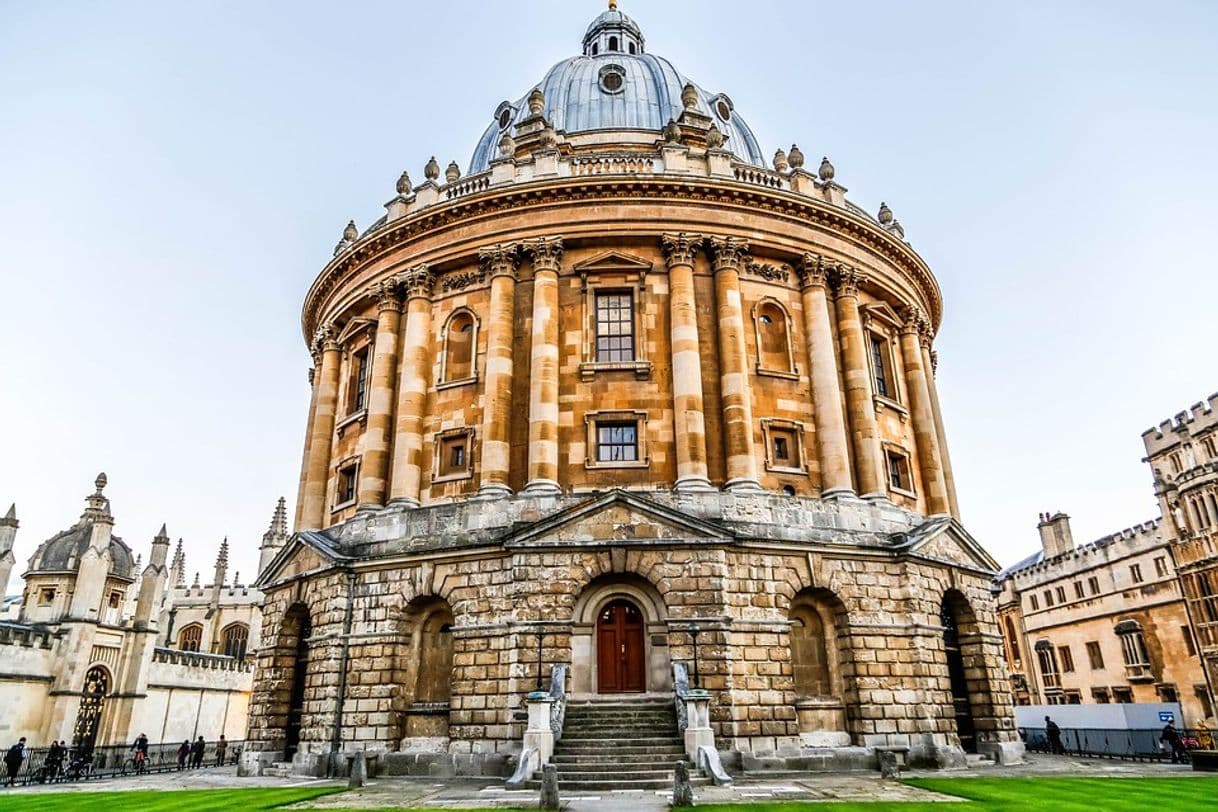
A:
[73,665,110,752]
[178,623,203,652]
[628,42,636,54]
[441,310,477,384]
[753,299,794,375]
[222,623,249,660]
[608,35,619,52]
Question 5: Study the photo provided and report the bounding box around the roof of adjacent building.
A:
[29,521,135,578]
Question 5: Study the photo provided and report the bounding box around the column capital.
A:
[660,232,704,268]
[708,236,750,274]
[796,253,832,289]
[479,243,521,280]
[400,263,435,300]
[310,323,341,356]
[900,305,927,336]
[371,278,403,312]
[832,265,866,299]
[307,366,316,386]
[525,236,564,274]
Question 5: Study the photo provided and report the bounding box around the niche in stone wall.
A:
[789,587,852,746]
[394,595,455,745]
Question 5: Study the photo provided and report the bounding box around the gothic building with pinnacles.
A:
[0,475,283,751]
[243,4,1022,783]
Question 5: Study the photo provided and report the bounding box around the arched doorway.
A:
[940,595,977,753]
[597,598,645,693]
[284,608,312,761]
[72,665,109,754]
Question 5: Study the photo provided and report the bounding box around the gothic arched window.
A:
[222,623,249,659]
[178,623,203,652]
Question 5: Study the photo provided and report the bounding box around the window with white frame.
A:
[584,411,648,468]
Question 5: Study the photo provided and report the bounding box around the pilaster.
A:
[833,267,884,499]
[301,325,342,528]
[523,237,564,495]
[358,279,404,510]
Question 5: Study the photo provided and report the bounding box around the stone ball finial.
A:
[663,118,681,144]
[878,201,894,225]
[343,220,358,241]
[705,123,725,149]
[788,144,805,169]
[396,170,412,195]
[498,131,516,157]
[445,161,461,183]
[773,148,789,173]
[681,83,698,110]
[527,87,545,115]
[819,156,835,182]
[94,472,108,494]
[424,156,440,181]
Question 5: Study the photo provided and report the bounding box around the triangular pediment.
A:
[256,530,345,587]
[894,517,1001,573]
[572,251,654,273]
[502,489,733,548]
[861,301,904,329]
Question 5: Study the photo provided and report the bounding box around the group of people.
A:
[175,735,229,769]
[1042,714,1201,763]
[3,733,234,787]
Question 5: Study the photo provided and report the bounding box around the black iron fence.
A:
[1022,726,1213,761]
[3,739,245,787]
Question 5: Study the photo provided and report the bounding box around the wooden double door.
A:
[597,599,646,693]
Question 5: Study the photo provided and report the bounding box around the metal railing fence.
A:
[3,739,245,786]
[1022,726,1212,761]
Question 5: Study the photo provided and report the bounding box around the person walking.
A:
[1045,715,1065,755]
[4,738,26,787]
[190,736,205,769]
[1160,721,1185,763]
[215,735,227,767]
[176,740,190,770]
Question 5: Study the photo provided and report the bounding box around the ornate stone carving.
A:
[539,124,559,149]
[528,87,545,116]
[424,156,440,181]
[445,161,461,184]
[498,131,516,157]
[660,232,703,268]
[372,278,402,311]
[708,236,749,274]
[401,264,435,300]
[526,237,565,274]
[819,156,835,182]
[832,265,865,298]
[311,323,338,355]
[744,260,790,284]
[900,305,925,335]
[478,243,521,280]
[396,171,412,195]
[788,144,805,170]
[796,253,831,289]
[440,268,488,292]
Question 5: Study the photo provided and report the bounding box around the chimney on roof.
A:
[1037,511,1075,558]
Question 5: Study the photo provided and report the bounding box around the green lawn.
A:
[0,787,342,812]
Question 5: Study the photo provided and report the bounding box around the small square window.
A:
[434,429,475,482]
[1092,687,1110,703]
[585,412,648,469]
[886,449,913,494]
[597,422,638,463]
[336,463,358,506]
[1112,687,1133,703]
[762,420,806,474]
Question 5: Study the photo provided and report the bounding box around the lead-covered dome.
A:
[469,6,766,174]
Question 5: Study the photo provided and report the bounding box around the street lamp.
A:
[535,628,546,691]
[689,623,701,689]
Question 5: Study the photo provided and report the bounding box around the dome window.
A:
[628,42,636,54]
[599,64,626,95]
[494,101,515,131]
[711,93,734,123]
[608,35,619,52]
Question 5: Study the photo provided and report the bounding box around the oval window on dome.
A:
[711,93,734,123]
[599,64,626,95]
[494,101,515,131]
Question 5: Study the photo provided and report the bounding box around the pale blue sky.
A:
[1,1,1215,591]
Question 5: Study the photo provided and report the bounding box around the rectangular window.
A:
[1086,641,1104,670]
[1044,589,1055,608]
[1074,581,1085,600]
[1130,564,1143,583]
[38,588,55,606]
[1088,576,1101,596]
[1158,684,1178,703]
[1198,686,1215,719]
[1036,645,1060,688]
[886,450,912,493]
[1064,690,1082,705]
[597,422,638,462]
[869,333,894,399]
[1112,687,1133,703]
[1183,625,1197,657]
[594,291,635,362]
[434,429,475,481]
[1091,688,1110,704]
[1154,556,1168,577]
[1055,586,1067,604]
[336,462,358,506]
[1059,646,1075,673]
[1030,594,1040,611]
[773,436,790,463]
[349,347,370,413]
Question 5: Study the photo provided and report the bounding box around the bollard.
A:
[878,750,900,779]
[540,763,560,810]
[672,760,695,807]
[348,751,367,788]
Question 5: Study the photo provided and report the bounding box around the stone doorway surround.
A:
[570,574,671,697]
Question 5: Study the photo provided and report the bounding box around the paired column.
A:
[524,238,564,495]
[922,341,960,517]
[388,266,436,506]
[477,244,521,498]
[293,366,319,530]
[662,233,714,491]
[833,267,885,499]
[899,308,950,515]
[357,280,404,510]
[709,237,760,491]
[300,325,342,529]
[797,254,854,497]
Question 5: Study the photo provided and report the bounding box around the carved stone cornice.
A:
[660,232,703,268]
[796,253,831,290]
[401,264,435,300]
[832,265,866,299]
[478,243,521,280]
[525,236,564,275]
[708,236,750,275]
[371,278,403,312]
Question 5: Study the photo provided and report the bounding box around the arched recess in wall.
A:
[72,664,110,752]
[394,595,456,744]
[752,298,796,375]
[279,603,313,761]
[789,587,854,745]
[570,573,670,696]
[941,589,1000,756]
[440,309,479,384]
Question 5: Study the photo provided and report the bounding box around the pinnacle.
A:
[155,523,169,540]
[4,504,15,520]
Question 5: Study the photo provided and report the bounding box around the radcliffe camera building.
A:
[244,5,1022,780]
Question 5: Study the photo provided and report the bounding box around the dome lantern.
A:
[582,2,645,57]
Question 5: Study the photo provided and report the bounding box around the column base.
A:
[387,497,420,509]
[723,478,763,493]
[355,502,384,514]
[820,487,858,501]
[861,492,893,505]
[522,479,562,496]
[473,484,514,500]
[674,476,716,493]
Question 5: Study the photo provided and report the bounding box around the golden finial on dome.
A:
[608,0,618,9]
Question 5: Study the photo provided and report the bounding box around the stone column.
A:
[662,233,714,492]
[833,268,884,499]
[709,237,760,491]
[899,308,950,515]
[388,266,435,506]
[797,254,854,497]
[300,325,341,529]
[477,244,521,498]
[357,280,403,510]
[922,341,960,517]
[523,237,564,495]
[293,366,319,530]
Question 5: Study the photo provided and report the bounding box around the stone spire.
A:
[210,538,229,607]
[258,497,290,577]
[170,539,186,588]
[70,473,115,620]
[0,504,18,597]
[134,523,171,630]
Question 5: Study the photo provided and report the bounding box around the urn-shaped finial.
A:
[396,170,412,195]
[705,123,725,149]
[663,119,681,143]
[818,155,835,182]
[343,220,358,241]
[773,148,789,172]
[788,144,805,170]
[445,161,461,183]
[498,131,516,157]
[681,83,698,110]
[95,472,108,494]
[424,156,440,181]
[527,87,545,115]
[878,201,894,225]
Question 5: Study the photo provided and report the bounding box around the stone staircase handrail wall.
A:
[548,663,568,743]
